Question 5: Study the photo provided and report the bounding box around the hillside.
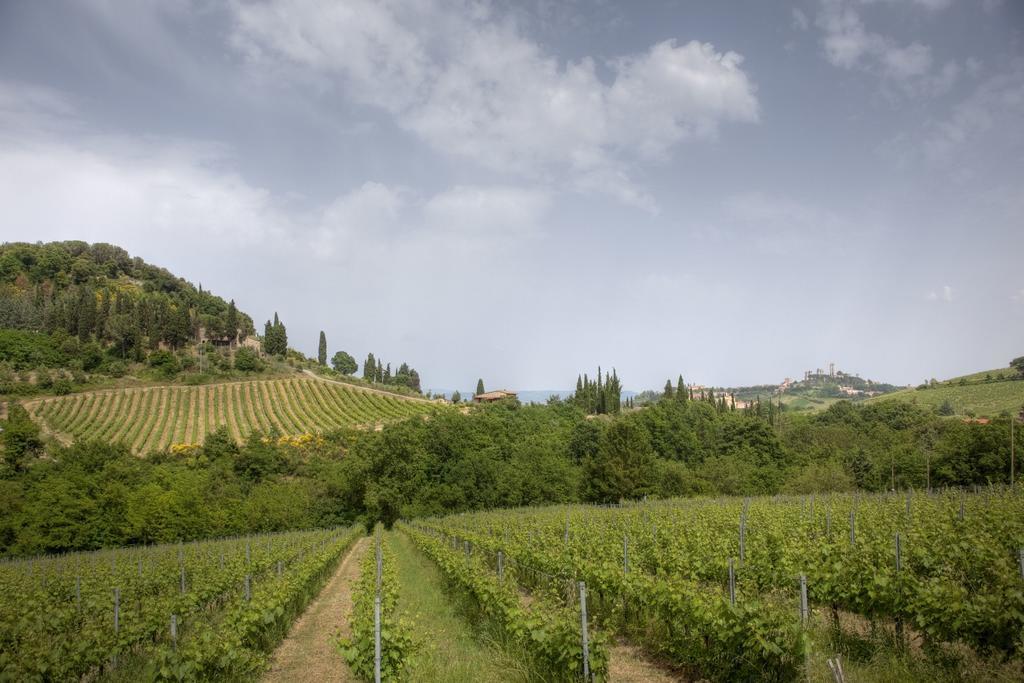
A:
[641,366,903,413]
[866,364,1024,417]
[25,374,437,453]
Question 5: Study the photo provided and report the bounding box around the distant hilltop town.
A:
[668,363,903,412]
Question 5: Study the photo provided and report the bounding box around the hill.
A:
[25,374,437,453]
[865,363,1024,417]
[638,365,903,413]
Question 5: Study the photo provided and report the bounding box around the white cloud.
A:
[228,0,759,208]
[792,8,810,30]
[922,63,1024,162]
[813,0,958,95]
[423,186,550,233]
[0,80,547,286]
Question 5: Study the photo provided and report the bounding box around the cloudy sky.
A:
[1,0,1022,391]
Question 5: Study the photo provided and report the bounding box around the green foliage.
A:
[569,367,621,414]
[404,524,609,681]
[1,402,42,472]
[341,532,417,681]
[148,349,181,377]
[29,376,435,455]
[318,330,327,366]
[0,525,362,682]
[582,418,658,503]
[476,378,484,396]
[0,329,68,369]
[233,346,263,372]
[263,313,288,356]
[331,350,357,375]
[424,491,1024,680]
[1011,356,1024,379]
[0,241,254,352]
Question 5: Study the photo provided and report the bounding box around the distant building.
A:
[473,390,518,403]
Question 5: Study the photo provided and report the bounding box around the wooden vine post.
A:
[374,532,382,683]
[579,581,591,682]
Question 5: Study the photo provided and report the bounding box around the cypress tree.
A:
[77,287,96,342]
[664,379,674,399]
[677,375,686,402]
[364,353,376,381]
[317,330,327,366]
[226,300,238,340]
[476,378,485,396]
[95,289,110,339]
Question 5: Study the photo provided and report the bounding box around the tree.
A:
[663,379,674,399]
[1,403,41,472]
[476,378,485,396]
[451,390,462,404]
[332,351,357,375]
[226,300,238,340]
[582,419,657,503]
[1012,356,1024,379]
[318,331,327,366]
[263,313,287,356]
[676,375,687,402]
[937,399,955,416]
[363,353,376,381]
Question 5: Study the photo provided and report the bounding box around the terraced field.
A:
[25,376,436,453]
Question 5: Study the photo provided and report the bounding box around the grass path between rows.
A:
[262,536,370,683]
[387,530,530,683]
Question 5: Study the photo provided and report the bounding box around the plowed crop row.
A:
[28,377,435,453]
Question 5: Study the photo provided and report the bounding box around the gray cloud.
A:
[0,1,1022,389]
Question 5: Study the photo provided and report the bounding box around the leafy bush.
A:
[104,359,128,377]
[148,350,181,377]
[234,347,263,372]
[51,378,73,396]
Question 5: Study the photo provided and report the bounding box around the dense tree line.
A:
[0,242,254,363]
[2,393,1018,555]
[570,367,622,414]
[263,312,288,356]
[362,352,421,392]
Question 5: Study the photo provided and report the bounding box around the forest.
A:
[0,392,1015,557]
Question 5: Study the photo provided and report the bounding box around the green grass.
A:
[805,621,1024,682]
[866,373,1024,417]
[386,531,531,683]
[780,394,844,412]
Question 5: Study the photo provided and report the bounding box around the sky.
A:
[1,0,1022,392]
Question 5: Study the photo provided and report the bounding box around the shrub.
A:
[104,360,128,377]
[234,347,263,372]
[147,350,180,377]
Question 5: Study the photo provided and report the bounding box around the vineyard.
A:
[0,525,363,681]
[24,376,437,453]
[410,488,1024,681]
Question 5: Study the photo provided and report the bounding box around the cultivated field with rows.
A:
[0,525,364,681]
[413,488,1024,681]
[24,376,436,453]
